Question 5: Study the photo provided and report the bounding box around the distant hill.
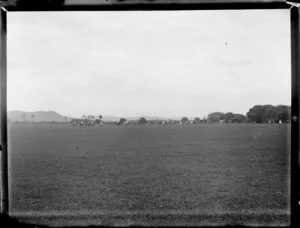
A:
[8,110,69,122]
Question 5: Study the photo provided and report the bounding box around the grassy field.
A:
[7,123,290,226]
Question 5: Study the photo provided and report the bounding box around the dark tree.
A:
[262,105,276,122]
[118,118,127,125]
[194,117,201,124]
[246,105,264,123]
[223,112,234,123]
[138,117,147,125]
[231,114,246,123]
[275,105,290,122]
[181,117,189,124]
[207,112,224,123]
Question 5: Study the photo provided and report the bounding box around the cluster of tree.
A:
[117,118,127,125]
[80,114,102,121]
[118,117,148,125]
[207,112,246,123]
[246,105,291,123]
[119,115,247,126]
[180,117,208,124]
[72,114,103,126]
[125,117,208,126]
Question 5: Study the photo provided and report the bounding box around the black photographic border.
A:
[0,0,298,227]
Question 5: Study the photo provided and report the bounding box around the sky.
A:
[7,10,291,118]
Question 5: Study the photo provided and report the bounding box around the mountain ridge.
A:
[8,110,68,122]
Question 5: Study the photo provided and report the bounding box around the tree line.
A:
[72,104,291,126]
[207,104,291,124]
[246,105,291,123]
[207,112,246,123]
[70,104,291,126]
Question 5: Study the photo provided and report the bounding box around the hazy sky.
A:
[7,10,290,118]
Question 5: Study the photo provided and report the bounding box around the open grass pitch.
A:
[7,123,290,226]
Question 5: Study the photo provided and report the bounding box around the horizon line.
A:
[7,104,292,120]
